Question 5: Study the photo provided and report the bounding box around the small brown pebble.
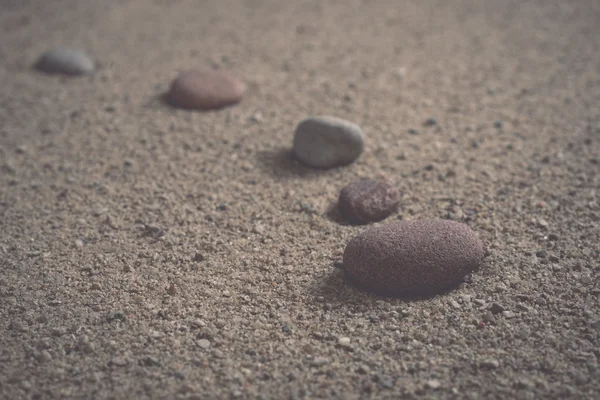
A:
[167,283,176,296]
[343,219,485,295]
[168,68,246,110]
[338,179,400,224]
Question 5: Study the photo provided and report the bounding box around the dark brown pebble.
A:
[338,179,400,224]
[343,219,485,295]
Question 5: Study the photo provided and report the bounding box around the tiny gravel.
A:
[1,1,599,399]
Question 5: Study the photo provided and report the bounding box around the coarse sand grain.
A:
[0,1,599,399]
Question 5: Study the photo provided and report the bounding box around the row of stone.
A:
[34,48,246,110]
[35,49,363,168]
[298,120,485,294]
[34,48,486,296]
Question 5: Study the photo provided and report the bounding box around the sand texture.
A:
[1,1,599,399]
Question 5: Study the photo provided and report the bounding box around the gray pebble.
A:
[293,116,364,168]
[310,356,330,366]
[424,117,437,127]
[489,302,505,314]
[483,311,495,322]
[38,350,52,363]
[426,379,441,389]
[35,47,95,75]
[109,356,129,367]
[480,358,500,369]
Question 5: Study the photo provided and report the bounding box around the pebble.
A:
[480,358,500,369]
[337,337,351,347]
[168,68,246,110]
[343,219,485,295]
[489,302,505,314]
[338,179,400,224]
[536,250,548,258]
[449,300,461,309]
[547,233,559,241]
[198,339,211,349]
[109,356,129,367]
[293,116,364,168]
[38,351,52,363]
[426,379,441,389]
[424,117,437,127]
[483,311,495,322]
[310,356,330,366]
[35,47,95,75]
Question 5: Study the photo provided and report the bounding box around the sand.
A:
[1,0,599,399]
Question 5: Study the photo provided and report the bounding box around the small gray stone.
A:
[480,358,500,369]
[109,356,129,367]
[38,350,52,363]
[483,311,495,322]
[35,47,95,75]
[310,356,330,366]
[293,116,364,168]
[426,379,441,389]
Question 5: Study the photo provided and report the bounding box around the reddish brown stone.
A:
[168,68,246,110]
[343,219,485,295]
[338,179,399,224]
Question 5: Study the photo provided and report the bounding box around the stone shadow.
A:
[309,265,462,306]
[255,147,326,180]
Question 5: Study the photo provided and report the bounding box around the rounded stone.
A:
[343,219,485,295]
[293,116,364,168]
[338,179,399,224]
[168,68,246,110]
[35,47,95,75]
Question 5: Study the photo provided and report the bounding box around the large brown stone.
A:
[343,219,485,295]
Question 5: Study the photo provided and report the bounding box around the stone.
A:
[293,116,364,168]
[489,302,505,314]
[38,351,52,363]
[310,356,329,367]
[338,179,400,224]
[343,219,485,295]
[35,47,95,75]
[168,68,246,110]
[480,358,500,369]
[426,379,441,389]
[424,117,437,127]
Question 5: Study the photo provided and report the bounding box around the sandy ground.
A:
[1,0,599,399]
